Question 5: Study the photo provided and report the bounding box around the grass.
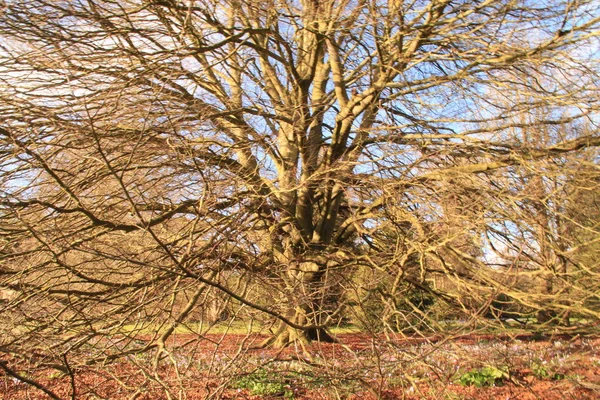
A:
[330,325,362,334]
[120,320,261,335]
[119,321,364,336]
[115,318,596,339]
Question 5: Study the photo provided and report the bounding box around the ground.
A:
[2,332,599,399]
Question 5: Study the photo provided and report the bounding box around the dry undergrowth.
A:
[2,332,599,400]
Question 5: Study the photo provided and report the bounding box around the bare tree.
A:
[479,118,600,326]
[0,1,599,375]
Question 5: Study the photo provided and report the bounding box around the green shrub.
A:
[233,368,294,398]
[531,361,565,380]
[458,366,508,387]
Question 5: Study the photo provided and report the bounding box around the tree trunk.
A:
[261,260,338,348]
[261,304,337,349]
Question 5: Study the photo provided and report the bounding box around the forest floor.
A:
[2,331,599,399]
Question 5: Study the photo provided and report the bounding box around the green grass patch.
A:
[120,320,260,335]
[329,324,362,334]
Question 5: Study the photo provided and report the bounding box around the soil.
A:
[2,332,599,399]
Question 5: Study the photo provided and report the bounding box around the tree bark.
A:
[261,305,337,349]
[261,260,338,348]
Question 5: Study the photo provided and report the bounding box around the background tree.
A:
[480,119,600,326]
[0,1,599,382]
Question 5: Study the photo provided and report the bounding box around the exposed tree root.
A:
[260,325,337,349]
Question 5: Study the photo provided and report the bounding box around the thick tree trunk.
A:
[261,259,339,348]
[261,305,337,349]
